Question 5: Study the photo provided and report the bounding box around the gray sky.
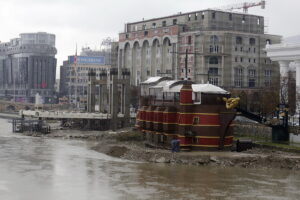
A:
[0,0,299,78]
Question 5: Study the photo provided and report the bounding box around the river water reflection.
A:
[0,118,300,200]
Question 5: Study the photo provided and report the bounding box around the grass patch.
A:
[115,130,143,142]
[257,141,300,151]
[234,135,271,142]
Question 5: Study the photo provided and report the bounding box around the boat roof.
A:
[147,78,229,94]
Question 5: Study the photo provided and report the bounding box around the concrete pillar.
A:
[109,68,119,131]
[87,70,96,112]
[278,61,291,104]
[99,70,107,113]
[294,60,300,113]
[123,72,131,127]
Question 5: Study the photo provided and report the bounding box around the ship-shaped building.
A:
[136,77,239,151]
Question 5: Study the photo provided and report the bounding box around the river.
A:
[0,118,300,200]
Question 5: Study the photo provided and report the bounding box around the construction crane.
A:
[219,0,266,13]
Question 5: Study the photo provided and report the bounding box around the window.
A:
[242,16,246,23]
[235,47,238,51]
[229,13,232,21]
[162,21,166,27]
[209,57,218,64]
[235,68,243,76]
[212,12,216,19]
[236,36,243,44]
[173,19,177,25]
[195,13,198,20]
[234,68,243,87]
[235,57,238,62]
[249,38,256,45]
[202,12,205,19]
[188,14,191,21]
[152,23,156,28]
[240,47,243,52]
[264,70,272,86]
[210,35,219,44]
[257,18,260,25]
[254,48,256,53]
[264,69,271,77]
[144,31,148,36]
[188,36,192,44]
[253,59,256,63]
[240,57,243,62]
[142,24,146,30]
[215,46,219,52]
[193,117,200,125]
[209,77,219,86]
[264,79,271,86]
[249,79,255,87]
[249,58,251,63]
[125,34,129,39]
[248,69,256,77]
[209,68,218,76]
[266,39,271,45]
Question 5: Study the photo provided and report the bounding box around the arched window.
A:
[266,39,271,45]
[249,38,255,45]
[210,35,219,44]
[236,36,243,44]
[209,57,218,64]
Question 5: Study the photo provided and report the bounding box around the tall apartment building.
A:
[0,32,57,103]
[59,44,118,107]
[118,10,281,90]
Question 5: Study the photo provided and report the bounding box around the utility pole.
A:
[170,49,203,81]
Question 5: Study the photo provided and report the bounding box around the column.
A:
[278,60,291,104]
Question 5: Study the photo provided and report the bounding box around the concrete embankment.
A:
[0,112,19,119]
[17,128,300,170]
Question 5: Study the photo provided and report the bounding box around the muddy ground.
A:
[20,127,300,170]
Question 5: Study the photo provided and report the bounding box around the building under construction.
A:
[118,6,280,104]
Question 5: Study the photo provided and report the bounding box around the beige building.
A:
[118,9,281,91]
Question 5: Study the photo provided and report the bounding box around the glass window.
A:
[209,68,218,76]
[212,12,216,19]
[234,68,243,87]
[248,69,256,77]
[249,38,256,45]
[209,57,218,64]
[236,36,243,44]
[210,35,219,44]
[173,19,177,25]
[249,79,255,87]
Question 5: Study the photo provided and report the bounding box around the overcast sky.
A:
[0,0,299,78]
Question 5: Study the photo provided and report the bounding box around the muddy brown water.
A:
[0,118,300,200]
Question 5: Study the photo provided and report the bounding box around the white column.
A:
[278,61,291,104]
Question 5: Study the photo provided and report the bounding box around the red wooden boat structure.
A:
[136,77,240,151]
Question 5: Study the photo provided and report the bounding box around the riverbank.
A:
[18,127,300,170]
